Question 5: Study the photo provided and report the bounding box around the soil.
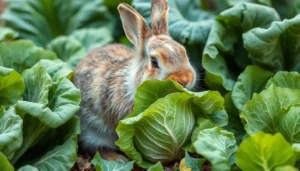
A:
[71,151,212,171]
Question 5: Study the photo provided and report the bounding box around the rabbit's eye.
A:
[151,57,159,69]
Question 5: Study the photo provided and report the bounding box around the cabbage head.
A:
[116,80,226,168]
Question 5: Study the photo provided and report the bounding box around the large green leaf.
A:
[118,93,197,168]
[225,0,297,19]
[15,116,80,171]
[0,40,56,73]
[190,117,215,146]
[0,107,23,161]
[193,127,237,171]
[27,132,78,170]
[0,28,18,42]
[244,14,300,72]
[223,92,246,145]
[11,66,80,164]
[35,59,73,81]
[241,87,300,135]
[91,152,134,171]
[266,71,300,89]
[17,65,81,128]
[0,67,25,107]
[130,79,184,118]
[0,152,14,171]
[275,104,300,143]
[236,132,295,171]
[47,28,113,69]
[70,28,113,52]
[116,80,225,168]
[202,3,300,92]
[2,0,116,47]
[47,37,85,69]
[232,65,274,111]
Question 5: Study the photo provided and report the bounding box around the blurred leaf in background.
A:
[202,2,300,93]
[0,27,18,42]
[47,28,113,69]
[1,0,116,47]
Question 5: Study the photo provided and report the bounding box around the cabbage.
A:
[116,80,225,168]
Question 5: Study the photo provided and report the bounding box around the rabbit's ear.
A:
[151,0,169,35]
[118,3,152,49]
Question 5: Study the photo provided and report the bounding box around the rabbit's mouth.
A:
[166,70,196,90]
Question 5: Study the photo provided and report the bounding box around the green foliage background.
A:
[0,0,300,170]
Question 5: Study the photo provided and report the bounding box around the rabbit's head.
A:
[118,0,196,89]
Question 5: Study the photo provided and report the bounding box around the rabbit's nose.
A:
[178,77,189,87]
[167,72,193,88]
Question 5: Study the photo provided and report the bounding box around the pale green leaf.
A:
[232,66,274,111]
[275,105,300,143]
[91,152,134,171]
[193,127,237,171]
[47,28,113,69]
[266,71,300,89]
[0,40,56,73]
[0,66,25,107]
[0,107,23,161]
[17,65,81,128]
[241,87,300,135]
[236,132,295,171]
[35,59,73,81]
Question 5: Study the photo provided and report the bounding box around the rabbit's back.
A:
[72,44,135,151]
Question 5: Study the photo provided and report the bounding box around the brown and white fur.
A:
[72,0,196,161]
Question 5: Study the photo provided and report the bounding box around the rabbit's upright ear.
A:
[118,4,152,50]
[151,0,169,35]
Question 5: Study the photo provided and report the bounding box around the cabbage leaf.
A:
[236,132,295,171]
[203,3,300,92]
[2,0,115,47]
[116,80,225,168]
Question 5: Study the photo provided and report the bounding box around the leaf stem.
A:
[11,125,48,165]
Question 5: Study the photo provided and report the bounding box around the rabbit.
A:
[72,0,196,161]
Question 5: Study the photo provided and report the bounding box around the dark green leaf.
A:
[185,151,205,171]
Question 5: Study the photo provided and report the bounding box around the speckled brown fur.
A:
[73,44,135,128]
